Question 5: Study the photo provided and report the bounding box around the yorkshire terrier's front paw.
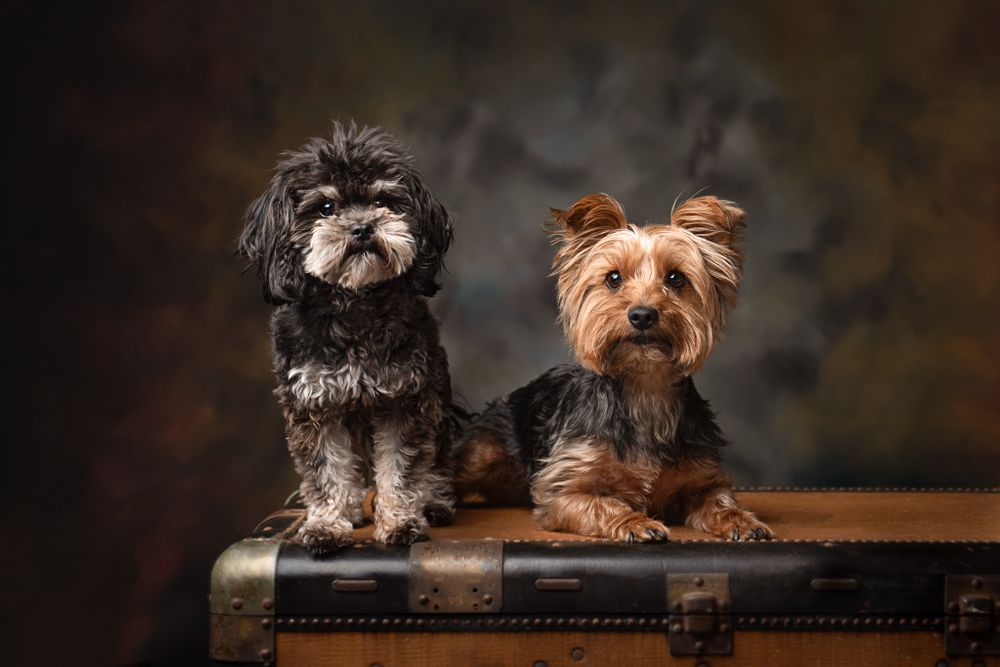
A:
[373,515,430,545]
[712,510,773,542]
[608,513,671,543]
[297,516,354,553]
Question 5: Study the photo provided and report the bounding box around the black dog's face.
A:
[296,177,416,290]
[240,123,452,303]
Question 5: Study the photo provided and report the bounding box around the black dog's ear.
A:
[406,175,453,297]
[238,171,303,304]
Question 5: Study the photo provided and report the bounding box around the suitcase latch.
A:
[668,574,732,656]
[945,575,1000,656]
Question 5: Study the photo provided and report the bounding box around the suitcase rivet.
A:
[260,649,272,661]
[972,578,984,589]
[261,619,272,630]
[971,642,983,654]
[693,577,704,587]
[483,594,494,605]
[948,624,959,635]
[671,623,683,634]
[948,602,960,613]
[719,623,730,633]
[694,641,706,653]
[262,598,273,610]
[571,647,585,661]
[672,602,682,612]
[418,594,429,605]
[230,597,243,610]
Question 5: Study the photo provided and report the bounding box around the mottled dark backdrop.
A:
[8,1,1000,664]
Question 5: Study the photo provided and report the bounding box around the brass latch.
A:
[945,575,999,656]
[667,574,732,656]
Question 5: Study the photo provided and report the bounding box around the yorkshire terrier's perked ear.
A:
[671,196,746,311]
[671,196,745,248]
[549,193,628,273]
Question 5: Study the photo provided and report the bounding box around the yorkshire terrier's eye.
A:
[319,199,334,217]
[605,270,622,289]
[665,270,686,289]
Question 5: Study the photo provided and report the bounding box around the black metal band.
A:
[273,613,945,633]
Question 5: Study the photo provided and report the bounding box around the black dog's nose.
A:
[627,306,659,331]
[350,223,374,241]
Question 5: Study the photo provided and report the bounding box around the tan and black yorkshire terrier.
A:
[456,194,773,542]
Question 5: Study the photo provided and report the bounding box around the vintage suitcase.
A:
[210,488,1000,666]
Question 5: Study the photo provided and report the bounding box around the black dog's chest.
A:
[285,343,429,409]
[271,299,437,409]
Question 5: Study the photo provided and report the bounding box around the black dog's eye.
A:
[605,270,622,289]
[319,199,334,217]
[373,198,384,207]
[666,270,686,289]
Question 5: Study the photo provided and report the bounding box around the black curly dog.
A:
[239,122,455,551]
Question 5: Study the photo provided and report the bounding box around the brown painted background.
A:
[8,1,1000,664]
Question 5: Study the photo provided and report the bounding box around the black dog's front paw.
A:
[297,517,354,554]
[424,503,456,527]
[374,516,430,545]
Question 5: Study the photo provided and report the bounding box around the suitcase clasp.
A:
[945,575,1000,657]
[668,573,732,656]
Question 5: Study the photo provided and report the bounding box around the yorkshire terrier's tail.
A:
[449,396,532,506]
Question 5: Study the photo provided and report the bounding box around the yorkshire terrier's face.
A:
[551,194,745,378]
[240,123,452,303]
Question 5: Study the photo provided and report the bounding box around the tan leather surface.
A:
[278,630,998,666]
[347,491,1000,542]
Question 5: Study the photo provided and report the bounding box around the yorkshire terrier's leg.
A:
[531,440,668,543]
[683,470,773,541]
[285,410,367,552]
[371,399,442,545]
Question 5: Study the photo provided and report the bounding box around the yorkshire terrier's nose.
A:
[627,306,659,331]
[350,223,374,241]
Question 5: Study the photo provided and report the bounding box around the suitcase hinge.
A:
[409,539,503,613]
[946,575,1000,657]
[667,573,732,656]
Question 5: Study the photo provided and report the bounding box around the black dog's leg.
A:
[370,396,445,544]
[285,408,366,552]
